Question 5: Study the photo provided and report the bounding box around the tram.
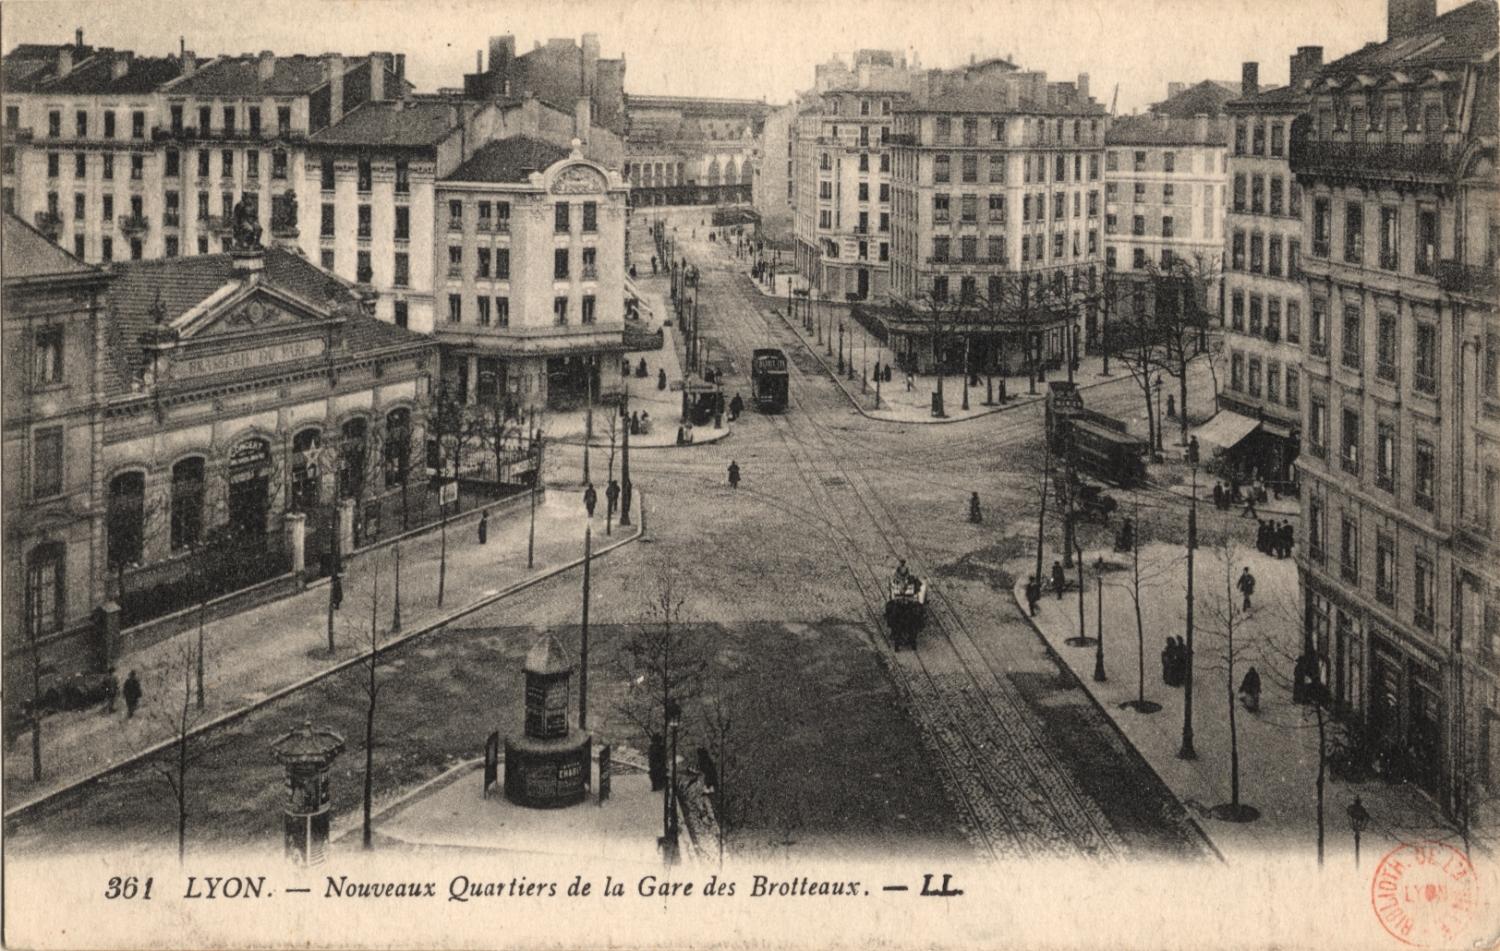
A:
[750,348,789,412]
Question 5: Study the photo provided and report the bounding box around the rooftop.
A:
[2,213,100,282]
[1105,112,1229,146]
[896,86,1106,116]
[309,99,467,148]
[443,135,572,183]
[165,53,397,98]
[1149,80,1239,118]
[1320,0,1497,75]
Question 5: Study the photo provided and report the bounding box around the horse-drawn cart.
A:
[885,574,929,651]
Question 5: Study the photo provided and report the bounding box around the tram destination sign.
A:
[176,337,326,379]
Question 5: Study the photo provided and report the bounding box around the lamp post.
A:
[1347,797,1370,868]
[1153,375,1164,454]
[1093,556,1106,682]
[838,323,845,374]
[661,699,682,865]
[1180,462,1198,761]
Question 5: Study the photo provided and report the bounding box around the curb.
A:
[1006,579,1227,864]
[5,509,645,822]
[547,428,733,452]
[767,302,1116,426]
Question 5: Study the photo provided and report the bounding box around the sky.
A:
[0,0,1467,114]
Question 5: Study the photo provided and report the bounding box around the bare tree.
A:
[894,292,970,416]
[603,410,620,536]
[422,382,470,608]
[1145,255,1216,445]
[341,554,387,850]
[614,559,708,746]
[1113,492,1171,713]
[699,670,763,864]
[140,639,211,862]
[1196,527,1258,823]
[1102,297,1167,453]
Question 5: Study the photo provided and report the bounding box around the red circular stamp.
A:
[1370,841,1479,946]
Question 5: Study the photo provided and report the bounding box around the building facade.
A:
[1218,50,1323,483]
[462,34,626,136]
[623,95,765,207]
[2,214,111,696]
[1290,0,1499,821]
[752,98,797,240]
[887,60,1108,367]
[434,140,629,412]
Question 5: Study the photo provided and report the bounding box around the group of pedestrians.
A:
[580,480,623,520]
[1257,519,1294,558]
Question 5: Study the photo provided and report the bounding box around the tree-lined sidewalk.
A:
[4,488,641,814]
[1011,538,1471,866]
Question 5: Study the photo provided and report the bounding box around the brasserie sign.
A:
[176,337,326,378]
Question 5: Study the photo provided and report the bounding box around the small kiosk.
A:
[504,634,592,808]
[270,720,345,865]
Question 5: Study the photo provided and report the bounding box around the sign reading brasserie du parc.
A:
[175,337,326,379]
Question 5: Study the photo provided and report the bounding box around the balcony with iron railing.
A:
[163,211,181,228]
[1437,260,1499,300]
[120,213,150,235]
[33,210,61,237]
[1289,138,1460,184]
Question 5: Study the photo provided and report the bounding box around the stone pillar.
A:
[91,601,122,671]
[337,498,355,556]
[284,511,307,580]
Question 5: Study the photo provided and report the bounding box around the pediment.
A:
[174,283,335,341]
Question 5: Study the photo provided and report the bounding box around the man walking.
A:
[583,482,598,518]
[1237,566,1257,612]
[1051,560,1066,600]
[606,479,621,517]
[727,460,741,489]
[477,510,489,545]
[122,670,142,719]
[729,393,744,421]
[1025,576,1041,616]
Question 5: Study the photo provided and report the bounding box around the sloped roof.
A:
[100,246,424,396]
[1,43,95,91]
[310,100,463,148]
[1105,112,1229,146]
[3,213,100,281]
[898,86,1106,115]
[1150,80,1239,118]
[1322,0,1498,75]
[167,54,335,96]
[443,136,571,183]
[40,53,184,95]
[1227,83,1310,112]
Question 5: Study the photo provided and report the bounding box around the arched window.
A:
[741,160,754,185]
[170,457,205,550]
[25,542,65,636]
[107,471,145,568]
[339,417,368,499]
[706,159,721,187]
[384,409,410,488]
[724,158,738,185]
[291,428,322,510]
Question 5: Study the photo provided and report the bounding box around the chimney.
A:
[1290,46,1324,91]
[394,53,406,89]
[369,52,389,102]
[1167,81,1186,100]
[257,50,276,82]
[1241,62,1259,97]
[476,49,483,74]
[1389,0,1437,39]
[324,54,346,125]
[1077,72,1090,102]
[111,51,132,80]
[57,46,74,78]
[75,27,84,48]
[574,97,591,143]
[181,49,197,77]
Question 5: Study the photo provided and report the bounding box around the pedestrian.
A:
[583,482,598,518]
[122,670,142,718]
[1025,576,1041,616]
[885,364,893,383]
[606,479,621,516]
[696,746,719,794]
[1239,666,1262,712]
[1162,638,1177,686]
[651,255,658,275]
[629,263,638,280]
[729,392,744,421]
[1212,482,1224,511]
[728,460,741,489]
[1051,560,1066,600]
[1281,521,1295,559]
[631,410,640,435]
[103,667,119,714]
[1166,393,1176,419]
[676,425,686,446]
[658,368,668,390]
[1241,494,1259,520]
[873,359,881,382]
[968,491,983,524]
[905,371,914,392]
[638,357,648,377]
[331,570,343,610]
[1237,566,1256,612]
[1256,519,1268,554]
[478,510,489,545]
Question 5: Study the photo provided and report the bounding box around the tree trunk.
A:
[1134,545,1146,706]
[363,697,375,849]
[1316,703,1326,866]
[1178,370,1190,446]
[1034,440,1050,586]
[438,508,448,607]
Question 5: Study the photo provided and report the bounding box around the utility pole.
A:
[391,543,401,633]
[620,380,632,526]
[1180,463,1198,760]
[582,358,593,485]
[528,433,542,568]
[327,533,340,654]
[579,524,592,731]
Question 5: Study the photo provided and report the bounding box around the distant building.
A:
[435,138,629,412]
[462,34,626,136]
[792,50,921,300]
[1290,0,1499,824]
[623,95,766,207]
[753,99,798,240]
[1218,48,1323,485]
[2,213,111,694]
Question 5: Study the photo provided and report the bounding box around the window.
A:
[278,106,292,135]
[1133,215,1146,237]
[220,149,232,177]
[1249,357,1262,397]
[320,203,335,237]
[858,182,869,202]
[1341,305,1362,371]
[272,149,287,180]
[1377,313,1398,381]
[933,193,950,223]
[496,249,510,280]
[1308,497,1324,563]
[880,153,890,173]
[582,201,597,232]
[1417,209,1437,275]
[356,250,371,283]
[932,236,950,263]
[1268,236,1283,276]
[394,252,409,287]
[447,245,463,277]
[395,205,409,240]
[197,105,211,133]
[1106,151,1119,172]
[960,235,977,263]
[357,204,371,238]
[107,471,144,566]
[935,117,951,143]
[1415,440,1436,511]
[248,106,261,136]
[131,111,145,139]
[495,297,510,327]
[357,159,371,192]
[321,158,335,191]
[1414,555,1435,631]
[1133,182,1145,203]
[1133,248,1148,270]
[476,247,491,279]
[879,183,890,202]
[962,194,978,223]
[553,297,569,324]
[165,236,179,258]
[582,295,597,324]
[1055,154,1066,181]
[1341,407,1361,474]
[1231,231,1246,270]
[1309,398,1327,454]
[448,294,462,324]
[32,327,64,387]
[1054,193,1065,220]
[1376,534,1396,606]
[1231,292,1245,331]
[1288,239,1301,279]
[1162,216,1174,239]
[1251,175,1264,213]
[554,248,570,280]
[1269,177,1283,216]
[1249,295,1263,335]
[1133,151,1146,172]
[1344,201,1364,263]
[1313,198,1331,257]
[394,160,409,195]
[1379,207,1399,270]
[1250,234,1264,273]
[477,296,491,326]
[582,247,598,279]
[1376,423,1397,492]
[1414,323,1437,394]
[555,202,570,233]
[101,237,113,262]
[1231,352,1245,390]
[171,457,205,550]
[988,193,1006,223]
[73,192,85,219]
[320,248,333,270]
[1267,360,1280,402]
[1286,366,1300,409]
[934,155,950,183]
[991,117,1006,141]
[47,152,59,179]
[1340,514,1360,584]
[394,301,408,329]
[961,154,977,183]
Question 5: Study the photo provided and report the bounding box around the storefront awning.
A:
[1193,410,1261,451]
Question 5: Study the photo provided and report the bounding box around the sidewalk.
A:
[1007,539,1471,866]
[5,488,642,814]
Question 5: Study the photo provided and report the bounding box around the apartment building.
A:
[434,137,629,412]
[1102,80,1233,322]
[1290,0,1499,821]
[752,98,797,239]
[792,50,919,301]
[1216,50,1322,484]
[886,60,1108,369]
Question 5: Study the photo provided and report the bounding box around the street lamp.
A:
[661,699,682,865]
[1153,375,1165,454]
[1347,797,1370,868]
[1093,556,1106,682]
[838,323,845,374]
